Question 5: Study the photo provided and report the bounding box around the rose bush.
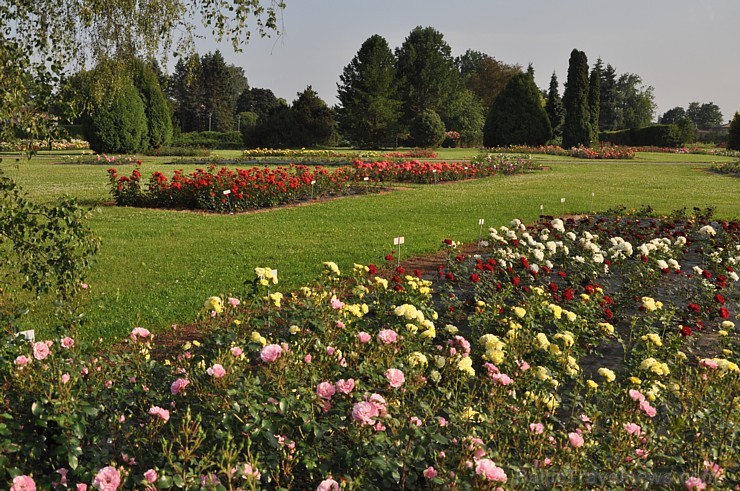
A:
[0,210,737,489]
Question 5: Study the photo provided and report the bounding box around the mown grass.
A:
[3,151,739,345]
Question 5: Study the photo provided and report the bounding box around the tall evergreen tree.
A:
[562,49,591,148]
[598,62,619,131]
[483,72,552,147]
[588,66,601,145]
[396,26,460,126]
[236,87,282,122]
[133,59,173,149]
[337,34,401,148]
[728,112,740,150]
[201,51,248,131]
[545,72,565,138]
[292,86,336,147]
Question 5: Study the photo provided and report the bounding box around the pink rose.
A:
[228,297,240,306]
[516,359,531,371]
[336,321,345,329]
[61,336,75,349]
[326,346,335,356]
[207,364,226,378]
[10,475,36,491]
[230,346,244,357]
[699,359,718,370]
[304,354,312,363]
[368,393,387,415]
[77,484,88,491]
[61,373,71,384]
[33,341,50,360]
[377,329,398,344]
[385,368,405,388]
[93,466,121,491]
[629,389,645,402]
[352,401,379,425]
[623,422,642,436]
[529,423,544,434]
[148,406,170,422]
[260,344,283,362]
[170,378,189,395]
[491,373,513,386]
[423,466,437,479]
[144,469,157,483]
[685,476,706,490]
[330,297,344,310]
[316,478,340,491]
[236,463,261,479]
[316,381,336,400]
[568,432,584,448]
[639,400,657,417]
[14,355,31,367]
[357,332,371,343]
[130,327,151,341]
[474,459,507,482]
[335,378,355,394]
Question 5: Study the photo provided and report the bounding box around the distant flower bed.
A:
[0,138,90,152]
[241,148,437,162]
[108,157,538,212]
[61,153,140,165]
[1,209,737,489]
[710,160,740,176]
[485,144,637,159]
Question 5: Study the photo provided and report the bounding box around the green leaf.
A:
[31,402,43,417]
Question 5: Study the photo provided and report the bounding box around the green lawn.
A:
[3,151,739,345]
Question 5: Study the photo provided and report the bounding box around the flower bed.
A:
[710,160,740,176]
[108,157,538,212]
[241,148,437,162]
[484,145,637,160]
[1,209,737,489]
[0,138,90,152]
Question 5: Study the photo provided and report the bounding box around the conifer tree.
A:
[545,72,565,138]
[562,49,591,148]
[728,112,740,150]
[588,66,601,146]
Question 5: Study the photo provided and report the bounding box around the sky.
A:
[198,0,740,122]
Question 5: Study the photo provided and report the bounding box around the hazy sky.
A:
[200,0,740,121]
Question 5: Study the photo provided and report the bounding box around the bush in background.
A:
[87,82,148,154]
[410,109,445,148]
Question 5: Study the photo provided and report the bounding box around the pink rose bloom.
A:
[326,346,335,356]
[529,423,544,434]
[61,373,71,384]
[260,344,284,362]
[623,422,642,436]
[685,477,706,490]
[14,355,31,367]
[316,381,336,399]
[130,327,151,341]
[10,475,36,491]
[568,432,584,448]
[330,297,344,310]
[491,373,513,386]
[352,401,379,425]
[368,393,388,415]
[237,463,261,479]
[144,469,157,483]
[61,336,75,349]
[170,378,189,395]
[230,346,244,357]
[629,389,645,402]
[639,400,657,417]
[57,468,69,485]
[423,466,437,479]
[316,478,340,491]
[410,416,422,426]
[357,332,371,343]
[336,321,345,329]
[207,364,226,378]
[93,466,121,491]
[228,297,240,306]
[77,484,88,491]
[474,459,507,482]
[699,359,718,370]
[33,341,50,360]
[385,368,405,388]
[148,406,170,422]
[377,329,398,344]
[335,378,355,394]
[304,354,312,363]
[438,417,448,427]
[516,359,531,371]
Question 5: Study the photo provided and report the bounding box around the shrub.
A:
[600,124,684,148]
[238,111,260,147]
[410,109,445,148]
[133,60,173,150]
[483,73,552,147]
[87,82,148,154]
[170,131,243,149]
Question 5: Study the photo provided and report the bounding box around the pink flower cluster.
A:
[351,393,387,426]
[474,458,507,482]
[260,344,284,362]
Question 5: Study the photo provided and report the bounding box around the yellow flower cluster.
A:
[268,292,283,308]
[535,332,550,350]
[640,357,670,376]
[641,333,663,347]
[405,276,432,296]
[524,390,559,411]
[548,303,563,319]
[457,356,475,376]
[323,261,341,276]
[598,322,615,335]
[598,367,616,383]
[255,267,278,286]
[480,334,505,364]
[553,331,575,347]
[641,296,663,312]
[408,351,428,367]
[342,303,369,318]
[395,303,436,337]
[250,331,267,346]
[513,306,527,318]
[204,296,224,313]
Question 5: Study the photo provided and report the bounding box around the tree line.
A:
[55,27,731,152]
